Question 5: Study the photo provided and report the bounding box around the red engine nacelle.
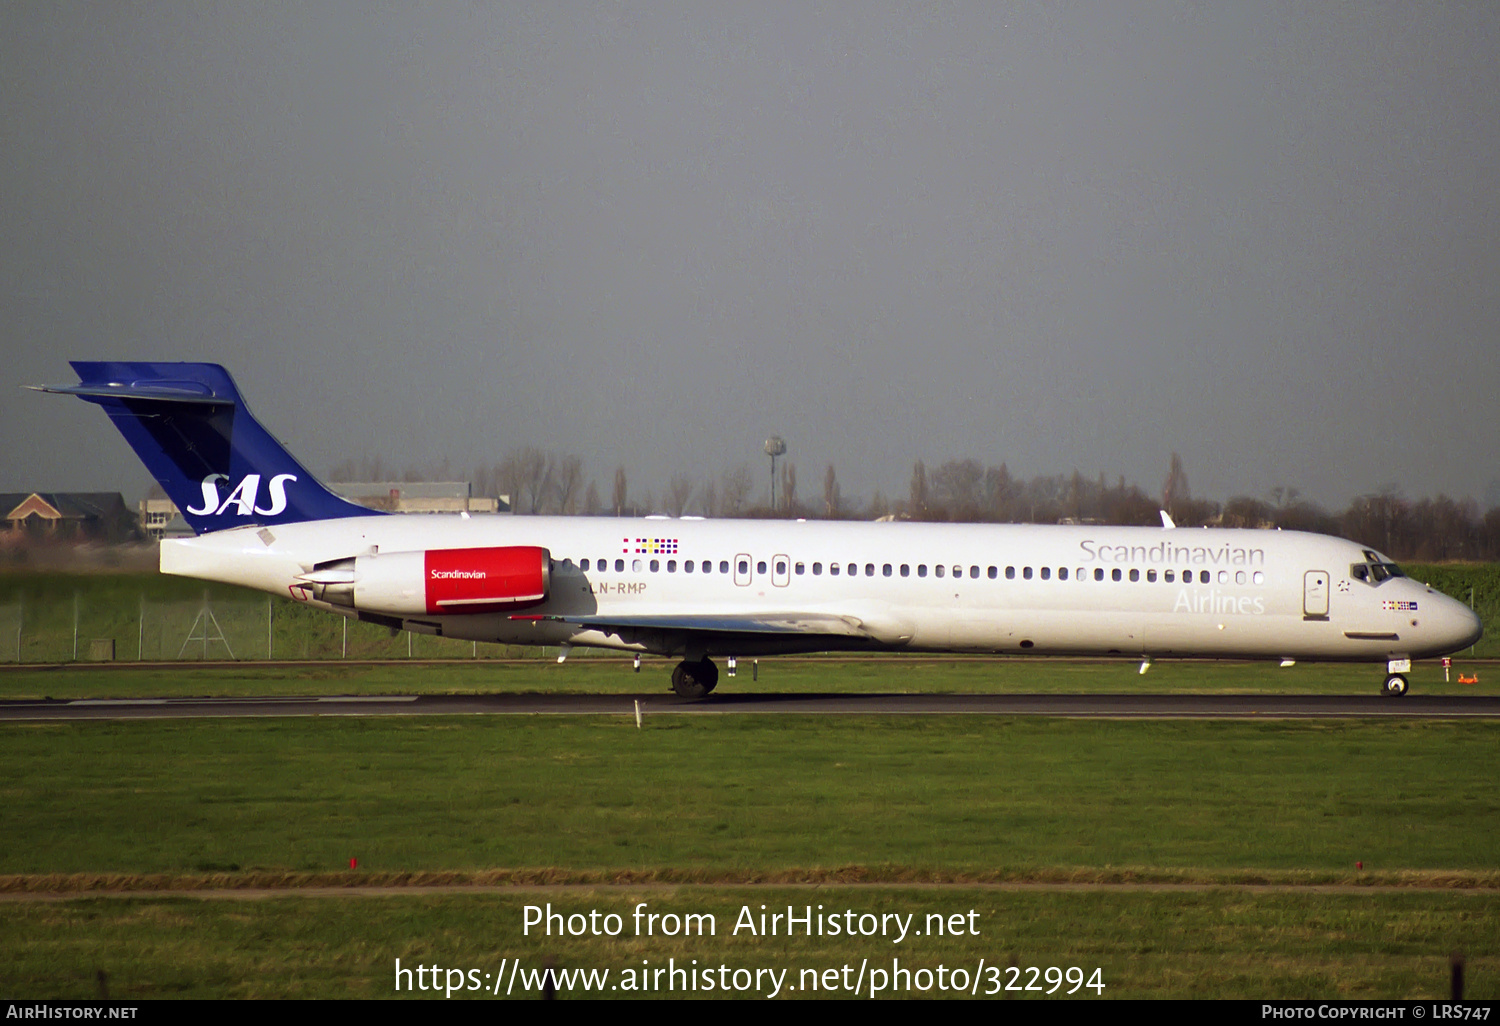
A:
[419,546,550,614]
[303,546,551,616]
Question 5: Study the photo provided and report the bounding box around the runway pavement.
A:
[3,692,1499,720]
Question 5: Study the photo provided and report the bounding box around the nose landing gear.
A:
[671,657,719,699]
[1382,657,1411,697]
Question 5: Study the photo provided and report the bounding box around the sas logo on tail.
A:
[185,474,297,517]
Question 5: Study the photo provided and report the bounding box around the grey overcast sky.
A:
[4,3,1498,510]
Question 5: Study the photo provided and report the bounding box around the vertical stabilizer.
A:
[34,362,378,534]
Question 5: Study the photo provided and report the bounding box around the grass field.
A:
[2,696,1497,999]
[1,653,1495,701]
[6,888,1495,1000]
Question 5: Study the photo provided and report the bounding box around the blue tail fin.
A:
[36,362,379,534]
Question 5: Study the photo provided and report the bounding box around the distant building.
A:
[139,496,194,541]
[329,482,507,515]
[2,492,138,542]
[136,482,507,539]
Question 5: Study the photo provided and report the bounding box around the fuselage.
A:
[161,515,1483,664]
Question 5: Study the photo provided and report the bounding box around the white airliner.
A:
[36,363,1482,697]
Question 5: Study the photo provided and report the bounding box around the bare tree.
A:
[931,459,984,519]
[781,461,798,515]
[666,474,695,517]
[515,448,553,514]
[1163,452,1189,516]
[823,464,841,518]
[984,463,1015,520]
[720,464,753,516]
[698,478,718,518]
[909,460,929,518]
[583,479,602,516]
[612,466,627,517]
[553,454,583,515]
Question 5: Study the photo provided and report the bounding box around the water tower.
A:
[764,436,786,511]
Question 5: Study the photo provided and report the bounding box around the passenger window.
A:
[936,565,946,578]
[738,560,749,575]
[757,561,767,575]
[1040,567,1051,581]
[684,560,693,573]
[918,565,928,577]
[848,563,857,576]
[1147,569,1156,582]
[1253,571,1265,584]
[632,559,642,572]
[650,560,660,572]
[1235,571,1246,584]
[1005,566,1015,580]
[1200,571,1210,584]
[1217,570,1228,584]
[969,566,979,578]
[988,566,998,579]
[900,564,910,577]
[1112,569,1122,582]
[1095,568,1104,581]
[1129,569,1139,582]
[1165,570,1174,583]
[830,563,840,576]
[719,560,729,574]
[882,564,892,577]
[616,559,626,572]
[866,564,875,577]
[952,566,962,578]
[775,560,787,575]
[1058,567,1068,581]
[667,560,677,572]
[1023,567,1033,580]
[794,562,804,575]
[812,563,822,575]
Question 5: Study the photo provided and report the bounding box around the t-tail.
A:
[32,361,378,534]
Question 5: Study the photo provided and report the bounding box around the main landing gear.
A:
[671,657,719,699]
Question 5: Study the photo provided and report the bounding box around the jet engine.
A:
[297,546,550,615]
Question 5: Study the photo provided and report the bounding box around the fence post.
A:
[72,592,79,662]
[138,593,144,661]
[267,596,273,661]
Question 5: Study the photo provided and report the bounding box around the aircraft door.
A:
[1303,570,1330,620]
[772,554,791,588]
[734,553,752,587]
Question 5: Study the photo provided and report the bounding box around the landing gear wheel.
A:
[671,658,719,699]
[1382,673,1409,697]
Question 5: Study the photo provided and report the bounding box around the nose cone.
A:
[1434,593,1483,654]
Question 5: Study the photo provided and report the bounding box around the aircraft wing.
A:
[518,609,914,644]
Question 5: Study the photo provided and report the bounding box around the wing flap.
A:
[518,611,874,638]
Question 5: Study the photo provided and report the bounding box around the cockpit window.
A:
[1351,555,1405,586]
